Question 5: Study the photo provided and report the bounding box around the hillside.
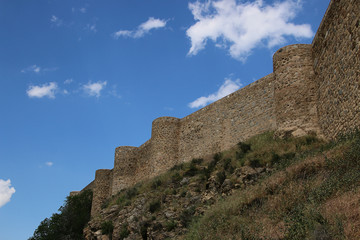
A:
[69,131,359,240]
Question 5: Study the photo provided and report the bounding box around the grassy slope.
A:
[98,131,360,240]
[185,132,360,240]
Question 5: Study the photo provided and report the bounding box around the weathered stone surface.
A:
[312,0,360,139]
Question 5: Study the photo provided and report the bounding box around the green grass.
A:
[184,131,360,240]
[95,130,360,240]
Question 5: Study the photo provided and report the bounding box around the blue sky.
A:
[0,0,330,239]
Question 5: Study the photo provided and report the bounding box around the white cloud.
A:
[50,15,63,26]
[21,65,57,74]
[189,78,242,108]
[80,7,87,13]
[113,17,167,39]
[64,78,73,84]
[27,82,58,99]
[83,81,107,97]
[21,65,41,74]
[85,24,97,33]
[0,179,15,208]
[45,162,54,167]
[186,0,313,61]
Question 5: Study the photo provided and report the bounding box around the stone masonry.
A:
[73,0,360,217]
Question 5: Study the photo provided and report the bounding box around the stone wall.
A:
[273,44,321,137]
[91,169,113,216]
[151,117,181,174]
[312,0,360,139]
[109,73,277,201]
[74,0,360,217]
[178,73,276,162]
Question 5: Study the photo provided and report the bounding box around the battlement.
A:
[74,0,360,217]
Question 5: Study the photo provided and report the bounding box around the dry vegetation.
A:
[90,130,360,240]
[185,131,360,240]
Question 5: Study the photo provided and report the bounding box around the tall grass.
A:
[185,131,360,240]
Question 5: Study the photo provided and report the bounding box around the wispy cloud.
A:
[113,17,167,39]
[79,7,87,13]
[108,85,122,99]
[189,78,242,108]
[85,24,97,33]
[50,15,63,26]
[0,179,15,208]
[27,82,58,99]
[45,162,54,167]
[83,81,107,97]
[21,65,41,74]
[186,0,313,61]
[64,78,73,84]
[21,65,58,74]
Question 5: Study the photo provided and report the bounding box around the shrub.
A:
[152,222,163,231]
[180,206,196,227]
[223,158,234,172]
[236,151,245,160]
[125,187,138,199]
[119,223,130,240]
[140,221,150,240]
[170,163,184,171]
[271,152,281,166]
[184,163,199,176]
[171,172,182,184]
[213,152,222,162]
[191,158,204,165]
[165,220,177,231]
[216,171,226,185]
[101,221,114,235]
[249,158,261,168]
[149,200,161,213]
[237,142,251,154]
[151,179,162,189]
[180,190,187,197]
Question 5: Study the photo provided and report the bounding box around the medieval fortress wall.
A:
[312,0,360,139]
[76,0,360,216]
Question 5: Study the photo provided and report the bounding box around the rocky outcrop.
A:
[84,164,270,240]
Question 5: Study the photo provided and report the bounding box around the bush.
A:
[249,158,261,168]
[237,142,251,154]
[101,221,114,235]
[165,220,177,231]
[149,200,161,213]
[184,163,199,176]
[170,163,184,171]
[223,158,234,173]
[216,171,226,185]
[180,206,196,227]
[171,172,182,184]
[151,179,162,189]
[119,223,130,240]
[191,158,204,165]
[213,152,222,162]
[140,221,150,240]
[125,187,138,199]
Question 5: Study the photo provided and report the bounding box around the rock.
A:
[164,211,175,218]
[221,179,233,193]
[240,166,257,175]
[255,167,266,173]
[94,230,102,237]
[180,177,190,186]
[101,235,109,240]
[190,195,201,204]
[292,128,307,137]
